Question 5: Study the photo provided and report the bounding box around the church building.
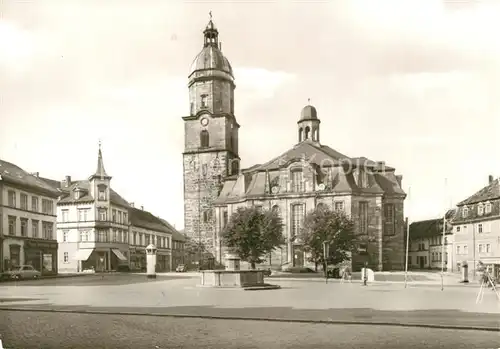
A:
[182,18,407,271]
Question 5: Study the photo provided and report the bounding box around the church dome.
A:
[189,46,233,77]
[188,17,233,78]
[299,105,318,121]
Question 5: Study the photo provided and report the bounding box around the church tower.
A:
[182,15,240,258]
[297,102,320,143]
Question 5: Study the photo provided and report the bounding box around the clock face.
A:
[200,118,209,126]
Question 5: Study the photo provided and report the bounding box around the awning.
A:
[112,249,127,261]
[74,249,94,261]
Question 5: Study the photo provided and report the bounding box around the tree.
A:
[299,206,357,274]
[222,206,285,269]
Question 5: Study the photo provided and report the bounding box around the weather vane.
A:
[209,11,212,20]
[98,139,102,151]
[308,98,311,104]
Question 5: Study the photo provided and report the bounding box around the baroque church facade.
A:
[182,19,406,271]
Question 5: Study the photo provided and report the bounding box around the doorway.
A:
[419,256,425,269]
[293,246,304,267]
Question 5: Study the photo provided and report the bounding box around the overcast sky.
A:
[1,0,499,229]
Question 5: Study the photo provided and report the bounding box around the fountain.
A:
[199,252,280,290]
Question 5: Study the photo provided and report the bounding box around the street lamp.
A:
[323,240,330,284]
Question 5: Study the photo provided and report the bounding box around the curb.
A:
[0,307,498,332]
[268,278,482,287]
[0,274,89,284]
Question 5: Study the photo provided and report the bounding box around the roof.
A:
[0,159,60,197]
[158,218,186,242]
[214,141,404,204]
[409,209,456,239]
[299,105,318,121]
[41,178,130,208]
[457,178,500,206]
[89,147,110,180]
[129,207,172,234]
[189,45,233,77]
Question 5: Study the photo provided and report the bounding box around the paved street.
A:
[0,273,498,331]
[1,310,499,349]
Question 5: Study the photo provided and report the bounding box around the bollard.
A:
[461,261,469,283]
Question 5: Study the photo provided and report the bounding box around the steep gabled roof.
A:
[158,218,186,242]
[0,159,60,197]
[256,141,348,171]
[409,209,456,239]
[129,207,171,234]
[41,178,130,208]
[457,179,500,206]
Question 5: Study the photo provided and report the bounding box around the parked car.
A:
[3,265,41,280]
[175,264,187,272]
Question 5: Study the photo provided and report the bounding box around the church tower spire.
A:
[90,140,111,180]
[298,100,321,144]
[203,11,219,48]
[182,17,241,262]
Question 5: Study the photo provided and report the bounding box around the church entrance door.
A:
[293,246,304,267]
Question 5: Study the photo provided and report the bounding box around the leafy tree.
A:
[222,206,285,269]
[298,206,357,274]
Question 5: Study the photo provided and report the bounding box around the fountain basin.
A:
[199,269,280,290]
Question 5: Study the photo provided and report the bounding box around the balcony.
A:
[95,220,113,228]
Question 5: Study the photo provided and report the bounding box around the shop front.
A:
[110,248,128,270]
[156,251,171,272]
[129,247,146,271]
[3,243,21,271]
[24,240,58,275]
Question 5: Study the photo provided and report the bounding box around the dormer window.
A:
[291,168,304,192]
[462,207,469,218]
[98,184,107,201]
[354,168,368,189]
[485,202,492,214]
[478,203,484,216]
[73,188,84,200]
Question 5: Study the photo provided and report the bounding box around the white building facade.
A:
[452,175,500,279]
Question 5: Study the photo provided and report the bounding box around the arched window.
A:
[305,126,310,140]
[298,128,303,142]
[272,205,280,215]
[97,184,107,201]
[291,169,304,192]
[201,95,208,108]
[313,129,319,141]
[231,159,239,175]
[316,203,326,211]
[200,130,209,148]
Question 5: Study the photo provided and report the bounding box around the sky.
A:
[1,0,500,229]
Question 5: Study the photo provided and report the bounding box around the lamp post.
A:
[472,222,476,281]
[323,240,329,284]
[219,236,222,268]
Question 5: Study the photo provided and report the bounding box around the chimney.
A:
[489,175,494,184]
[31,172,39,178]
[129,202,134,208]
[141,205,144,211]
[219,42,222,50]
[396,175,403,187]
